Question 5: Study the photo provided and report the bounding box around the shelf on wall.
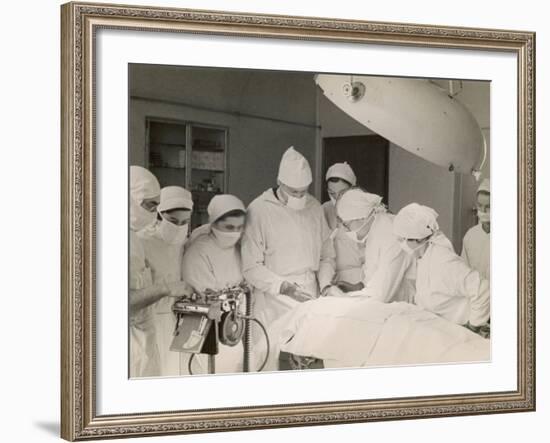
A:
[147,118,228,229]
[150,142,186,148]
[192,168,225,173]
[192,146,224,152]
[150,166,186,170]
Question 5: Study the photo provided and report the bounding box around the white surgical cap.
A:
[277,146,312,188]
[208,194,246,223]
[326,162,357,186]
[477,178,490,194]
[393,203,439,240]
[157,186,193,212]
[130,166,160,203]
[129,166,161,231]
[336,188,382,221]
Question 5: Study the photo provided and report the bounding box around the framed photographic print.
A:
[61,1,536,440]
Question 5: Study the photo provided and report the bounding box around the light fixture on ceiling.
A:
[315,73,485,178]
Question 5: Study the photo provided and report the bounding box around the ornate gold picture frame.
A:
[61,2,535,440]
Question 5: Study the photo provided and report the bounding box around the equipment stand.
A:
[243,289,252,372]
[208,354,216,375]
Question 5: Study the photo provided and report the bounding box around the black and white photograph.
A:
[2,0,545,440]
[52,1,537,440]
[128,64,491,378]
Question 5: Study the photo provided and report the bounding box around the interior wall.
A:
[129,65,318,206]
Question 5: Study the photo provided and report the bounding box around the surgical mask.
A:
[399,239,425,256]
[478,210,490,223]
[286,193,307,210]
[130,197,156,231]
[212,227,242,249]
[159,218,189,245]
[344,215,373,244]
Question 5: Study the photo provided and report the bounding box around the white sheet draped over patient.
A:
[274,296,490,369]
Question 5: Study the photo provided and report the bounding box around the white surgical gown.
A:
[461,224,490,281]
[181,228,245,374]
[241,189,336,365]
[129,231,160,378]
[362,212,401,286]
[323,201,365,284]
[137,223,184,376]
[322,200,338,231]
[416,236,490,327]
[362,242,415,304]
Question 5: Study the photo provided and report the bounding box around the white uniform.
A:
[182,228,243,292]
[362,212,401,286]
[241,188,335,353]
[461,224,490,281]
[181,227,245,374]
[363,242,415,304]
[322,200,338,231]
[137,222,184,376]
[322,200,365,284]
[129,231,160,377]
[416,235,490,326]
[349,213,412,304]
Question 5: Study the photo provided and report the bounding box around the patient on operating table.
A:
[265,203,491,371]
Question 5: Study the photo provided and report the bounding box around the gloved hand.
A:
[464,322,491,339]
[165,280,194,298]
[478,323,491,339]
[321,285,346,298]
[320,285,331,297]
[335,281,364,293]
[280,281,313,303]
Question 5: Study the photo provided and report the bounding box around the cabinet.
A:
[146,118,228,228]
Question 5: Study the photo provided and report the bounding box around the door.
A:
[322,135,390,205]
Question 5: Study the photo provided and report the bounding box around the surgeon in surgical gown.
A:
[393,203,491,330]
[241,146,335,366]
[321,162,365,285]
[138,186,193,376]
[181,194,248,374]
[331,188,403,296]
[462,178,490,281]
[129,167,191,378]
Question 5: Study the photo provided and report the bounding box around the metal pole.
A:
[208,354,216,375]
[243,289,252,372]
